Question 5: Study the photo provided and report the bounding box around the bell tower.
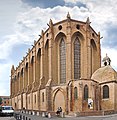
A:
[102,54,111,66]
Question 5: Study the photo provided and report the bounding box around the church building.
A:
[10,13,117,115]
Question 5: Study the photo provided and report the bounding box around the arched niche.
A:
[30,56,34,84]
[71,31,84,44]
[25,62,28,88]
[21,68,23,77]
[90,39,97,74]
[37,48,41,59]
[36,48,41,82]
[55,32,66,44]
[44,39,49,84]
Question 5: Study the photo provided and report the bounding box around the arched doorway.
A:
[54,90,65,112]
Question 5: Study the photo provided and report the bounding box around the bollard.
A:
[29,118,31,120]
[102,111,104,116]
[17,114,20,120]
[42,112,45,117]
[48,113,51,118]
[37,112,39,116]
[28,111,31,115]
[18,115,21,120]
[20,115,22,120]
[26,117,27,120]
[60,112,65,118]
[32,111,35,115]
[74,113,77,117]
[23,116,25,120]
[31,111,32,115]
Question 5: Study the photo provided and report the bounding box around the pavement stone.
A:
[13,112,117,120]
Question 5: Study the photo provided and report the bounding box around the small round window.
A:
[46,33,49,37]
[76,24,80,30]
[92,33,95,37]
[58,25,62,30]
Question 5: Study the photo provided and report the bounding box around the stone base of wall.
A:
[75,110,117,117]
[79,111,102,116]
[103,110,117,115]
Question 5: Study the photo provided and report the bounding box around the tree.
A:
[0,97,2,105]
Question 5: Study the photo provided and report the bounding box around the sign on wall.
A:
[88,98,93,109]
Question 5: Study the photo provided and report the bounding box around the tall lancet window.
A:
[74,37,81,79]
[60,38,66,83]
[84,85,88,100]
[103,85,109,99]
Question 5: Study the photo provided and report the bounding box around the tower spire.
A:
[49,19,53,26]
[86,17,91,25]
[67,12,71,19]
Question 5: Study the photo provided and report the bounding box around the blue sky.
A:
[0,0,117,96]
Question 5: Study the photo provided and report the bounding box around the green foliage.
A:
[0,97,2,105]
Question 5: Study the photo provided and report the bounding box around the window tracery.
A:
[60,38,66,83]
[84,85,88,100]
[74,87,78,100]
[74,37,81,79]
[103,85,109,99]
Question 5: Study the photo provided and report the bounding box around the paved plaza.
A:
[12,112,117,120]
[1,112,117,120]
[0,117,15,120]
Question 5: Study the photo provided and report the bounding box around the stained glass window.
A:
[84,85,88,100]
[74,37,81,79]
[74,87,78,100]
[60,38,66,83]
[103,85,109,99]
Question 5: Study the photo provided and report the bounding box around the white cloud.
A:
[15,6,72,42]
[2,3,117,64]
[1,0,117,95]
[13,4,117,69]
[64,0,77,4]
[0,63,11,96]
[0,35,18,59]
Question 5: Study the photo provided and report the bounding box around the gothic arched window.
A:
[74,37,81,79]
[84,85,88,100]
[42,92,44,102]
[37,49,41,81]
[45,40,49,82]
[35,94,36,103]
[60,38,66,83]
[28,96,30,104]
[31,56,34,84]
[21,68,23,77]
[74,87,78,100]
[90,39,97,74]
[103,85,109,99]
[17,72,20,78]
[25,62,28,89]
